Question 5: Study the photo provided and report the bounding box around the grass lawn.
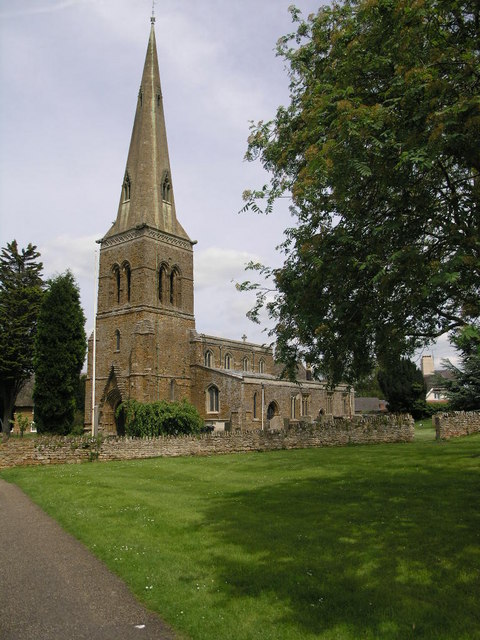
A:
[414,418,436,442]
[2,433,480,640]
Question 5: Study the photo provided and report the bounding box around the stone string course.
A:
[0,415,414,471]
[434,411,480,440]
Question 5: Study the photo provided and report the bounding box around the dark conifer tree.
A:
[442,326,480,411]
[378,359,426,419]
[34,271,86,434]
[0,241,43,440]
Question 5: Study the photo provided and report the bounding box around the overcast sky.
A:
[0,0,457,370]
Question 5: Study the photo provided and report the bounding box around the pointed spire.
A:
[106,20,189,241]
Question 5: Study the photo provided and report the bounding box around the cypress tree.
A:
[377,359,427,419]
[34,271,86,434]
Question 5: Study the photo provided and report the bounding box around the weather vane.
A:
[151,0,156,24]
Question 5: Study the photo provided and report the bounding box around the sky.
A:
[0,0,458,370]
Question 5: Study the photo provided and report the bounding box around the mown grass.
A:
[2,433,480,640]
[414,418,435,441]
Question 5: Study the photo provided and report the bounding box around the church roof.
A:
[105,18,190,242]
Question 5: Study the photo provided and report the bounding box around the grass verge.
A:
[2,436,480,640]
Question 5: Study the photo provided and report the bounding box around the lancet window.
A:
[122,173,131,201]
[123,262,131,302]
[207,385,219,413]
[169,269,177,305]
[162,171,171,203]
[204,350,213,368]
[112,265,121,304]
[158,264,168,303]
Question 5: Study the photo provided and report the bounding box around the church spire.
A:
[106,20,189,240]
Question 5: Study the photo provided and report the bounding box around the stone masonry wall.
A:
[0,415,413,470]
[434,411,480,440]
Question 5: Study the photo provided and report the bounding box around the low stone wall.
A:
[0,414,414,470]
[434,411,480,440]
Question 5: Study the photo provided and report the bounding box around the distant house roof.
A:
[424,369,455,389]
[15,376,34,408]
[355,397,387,413]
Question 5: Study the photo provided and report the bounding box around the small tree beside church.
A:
[34,271,86,434]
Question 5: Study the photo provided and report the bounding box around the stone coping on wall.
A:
[0,415,414,471]
[434,410,480,440]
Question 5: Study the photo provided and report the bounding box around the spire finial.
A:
[151,0,156,24]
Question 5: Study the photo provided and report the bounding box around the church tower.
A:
[85,18,196,434]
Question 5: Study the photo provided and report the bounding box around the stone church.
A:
[84,18,353,435]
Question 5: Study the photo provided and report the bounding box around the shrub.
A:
[116,399,203,438]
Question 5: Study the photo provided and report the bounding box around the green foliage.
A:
[0,241,43,438]
[377,359,427,419]
[441,324,480,410]
[353,366,384,399]
[242,1,480,384]
[15,413,31,438]
[34,271,86,435]
[424,402,450,417]
[117,399,204,438]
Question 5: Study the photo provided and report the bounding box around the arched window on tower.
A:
[123,262,131,302]
[115,330,120,352]
[122,172,131,201]
[158,264,167,304]
[224,353,232,370]
[259,359,265,374]
[168,267,181,307]
[170,269,177,305]
[207,385,219,413]
[112,265,121,304]
[162,171,171,203]
[243,357,249,372]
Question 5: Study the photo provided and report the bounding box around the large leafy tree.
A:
[377,358,426,419]
[441,324,480,410]
[34,271,86,435]
[0,241,43,440]
[242,1,480,384]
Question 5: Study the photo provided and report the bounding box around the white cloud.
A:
[193,246,276,343]
[194,247,260,289]
[39,234,99,281]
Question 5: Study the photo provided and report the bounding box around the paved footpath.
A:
[0,479,178,640]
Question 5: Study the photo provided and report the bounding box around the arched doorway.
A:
[99,370,123,435]
[115,402,126,436]
[267,401,279,420]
